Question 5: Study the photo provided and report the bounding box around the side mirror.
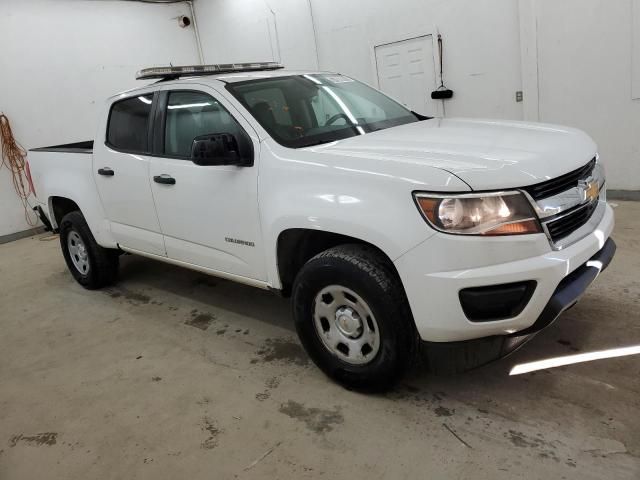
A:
[191,132,253,167]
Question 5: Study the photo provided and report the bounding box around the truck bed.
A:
[27,144,95,223]
[29,140,94,154]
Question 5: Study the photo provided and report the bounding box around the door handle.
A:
[98,167,115,176]
[154,174,176,185]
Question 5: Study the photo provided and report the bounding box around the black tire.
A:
[292,244,417,392]
[59,211,119,290]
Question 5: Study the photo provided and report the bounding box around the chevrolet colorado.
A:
[27,63,616,390]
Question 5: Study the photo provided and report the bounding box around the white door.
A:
[148,87,266,281]
[95,93,166,256]
[375,36,437,116]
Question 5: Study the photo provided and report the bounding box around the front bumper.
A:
[394,201,615,343]
[418,238,615,374]
[515,237,616,336]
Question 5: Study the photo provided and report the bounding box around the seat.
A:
[167,110,198,157]
[252,101,277,128]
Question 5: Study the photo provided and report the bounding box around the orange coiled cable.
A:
[0,113,37,226]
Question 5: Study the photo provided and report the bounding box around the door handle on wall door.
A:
[153,174,176,185]
[98,167,115,176]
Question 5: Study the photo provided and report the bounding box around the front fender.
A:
[259,141,470,288]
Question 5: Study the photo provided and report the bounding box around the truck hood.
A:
[312,118,597,191]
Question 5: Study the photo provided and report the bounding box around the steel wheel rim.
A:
[67,231,90,275]
[313,285,380,365]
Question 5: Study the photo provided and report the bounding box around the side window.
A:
[107,94,153,153]
[164,91,244,158]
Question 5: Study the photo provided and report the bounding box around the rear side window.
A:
[107,94,153,153]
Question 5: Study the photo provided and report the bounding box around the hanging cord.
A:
[0,113,37,226]
[429,34,454,115]
[438,34,445,89]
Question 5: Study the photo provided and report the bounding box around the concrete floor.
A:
[1,202,639,480]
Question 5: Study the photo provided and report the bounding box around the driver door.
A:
[148,86,266,282]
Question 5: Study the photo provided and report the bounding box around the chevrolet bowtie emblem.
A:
[580,180,599,203]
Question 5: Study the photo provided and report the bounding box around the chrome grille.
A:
[527,157,606,250]
[545,200,599,242]
[524,158,597,201]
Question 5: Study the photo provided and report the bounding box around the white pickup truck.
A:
[27,63,615,390]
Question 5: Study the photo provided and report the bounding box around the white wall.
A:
[309,0,524,121]
[632,0,640,100]
[194,0,523,120]
[193,0,318,69]
[0,0,199,237]
[527,0,640,191]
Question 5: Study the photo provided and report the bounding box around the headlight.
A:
[414,191,542,236]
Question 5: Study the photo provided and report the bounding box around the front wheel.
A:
[59,211,119,289]
[292,244,416,392]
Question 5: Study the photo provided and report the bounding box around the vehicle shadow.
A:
[403,306,603,394]
[117,254,294,333]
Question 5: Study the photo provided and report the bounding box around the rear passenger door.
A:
[95,92,166,256]
[148,86,266,282]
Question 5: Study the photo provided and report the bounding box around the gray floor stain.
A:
[200,417,222,449]
[434,406,454,417]
[506,430,560,462]
[265,376,281,389]
[256,391,270,401]
[9,432,58,447]
[255,376,281,402]
[105,287,151,305]
[279,400,343,434]
[387,386,447,408]
[254,338,309,366]
[557,339,580,352]
[185,311,216,331]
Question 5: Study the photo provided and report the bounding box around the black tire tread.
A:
[60,211,119,289]
[293,243,417,391]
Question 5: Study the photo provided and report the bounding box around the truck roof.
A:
[204,69,328,83]
[112,69,332,100]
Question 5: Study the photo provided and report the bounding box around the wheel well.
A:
[50,197,80,229]
[276,229,395,296]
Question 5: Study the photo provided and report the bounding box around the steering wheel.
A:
[325,113,351,126]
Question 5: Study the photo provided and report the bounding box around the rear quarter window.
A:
[107,94,153,153]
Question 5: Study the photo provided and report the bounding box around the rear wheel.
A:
[59,211,119,289]
[292,244,416,392]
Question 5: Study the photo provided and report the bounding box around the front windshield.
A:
[225,74,421,148]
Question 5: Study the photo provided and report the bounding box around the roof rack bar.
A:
[136,62,285,80]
